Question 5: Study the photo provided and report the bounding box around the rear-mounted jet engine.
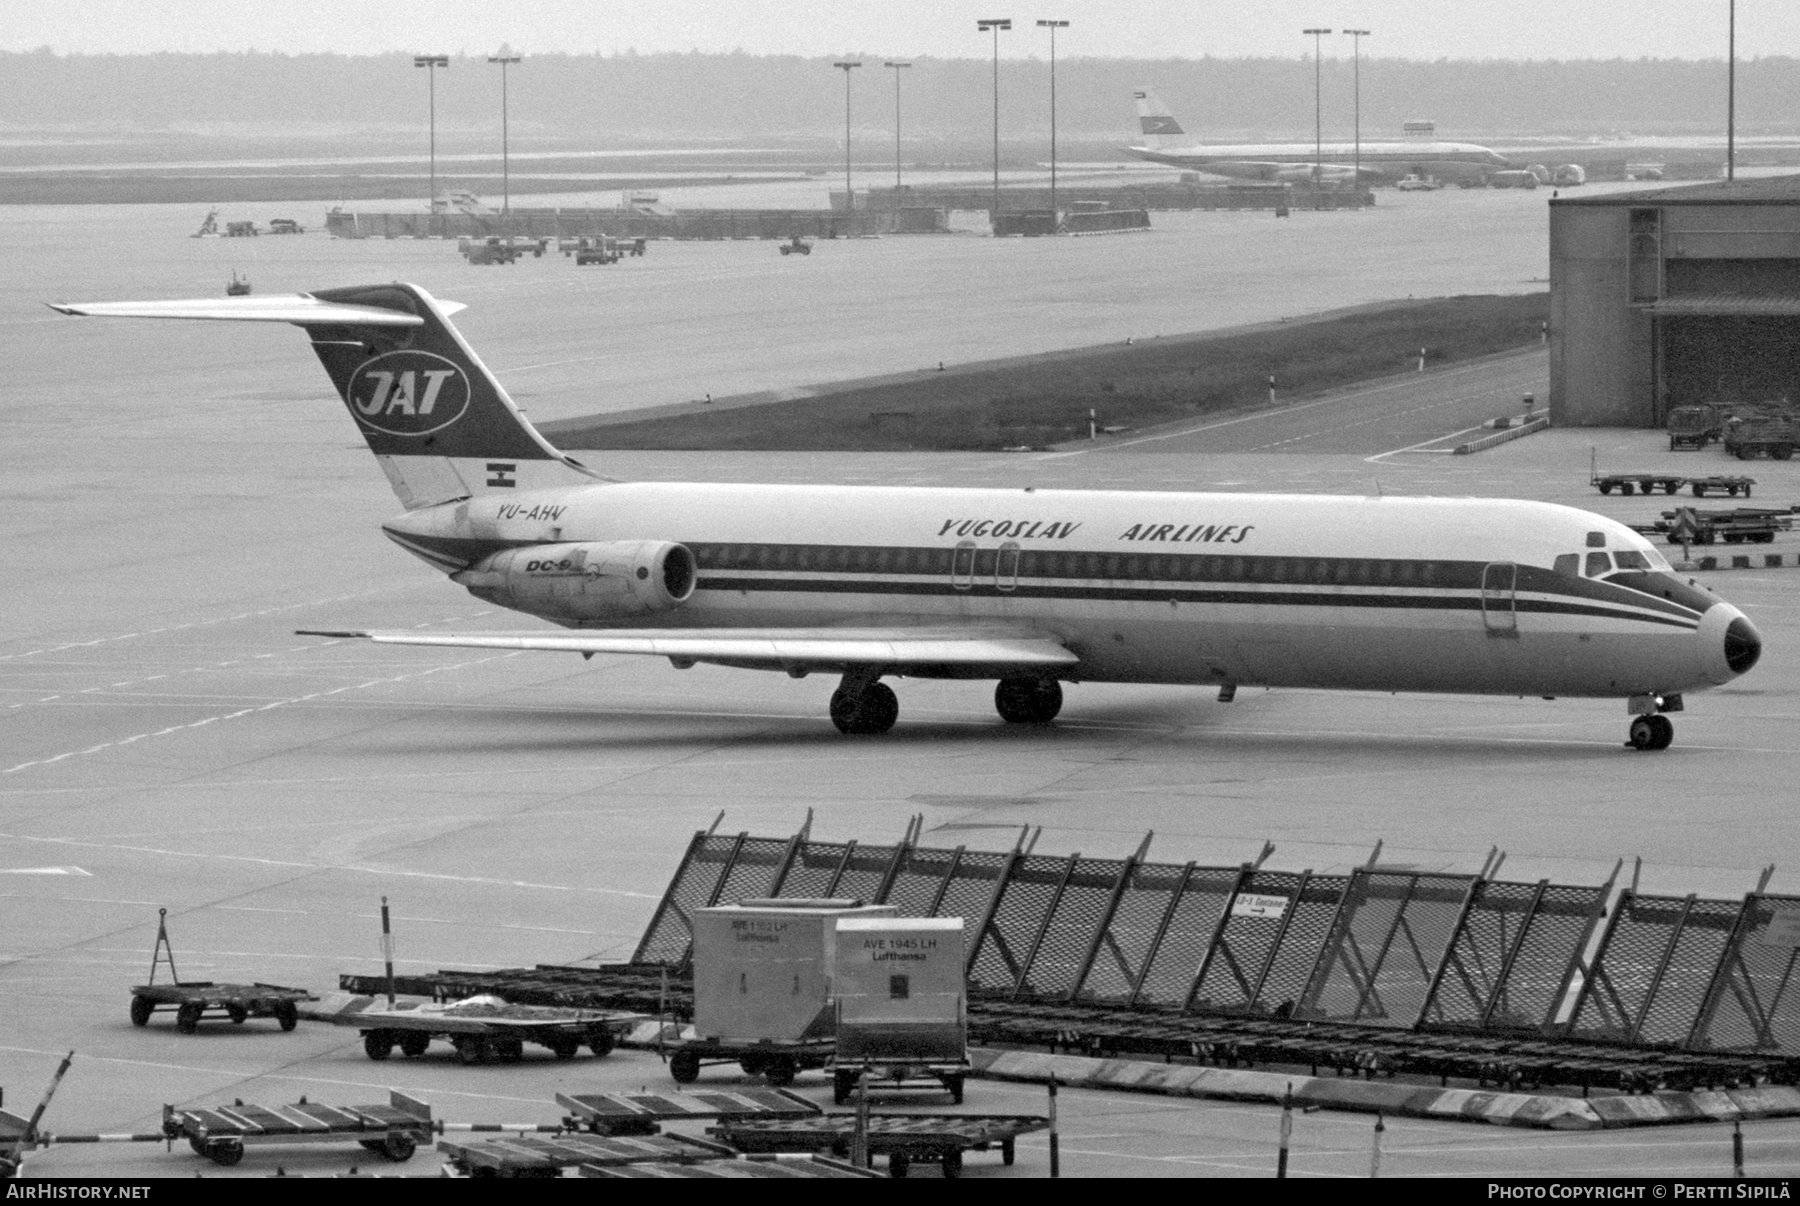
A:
[452,541,695,621]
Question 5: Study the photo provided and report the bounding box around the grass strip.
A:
[555,292,1549,453]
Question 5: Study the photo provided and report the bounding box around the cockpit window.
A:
[1586,551,1612,577]
[1613,550,1650,571]
[1553,554,1580,577]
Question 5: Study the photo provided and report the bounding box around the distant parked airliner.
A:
[51,285,1759,749]
[1128,88,1514,185]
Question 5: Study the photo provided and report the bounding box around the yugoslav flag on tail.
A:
[48,284,602,509]
[1133,88,1187,145]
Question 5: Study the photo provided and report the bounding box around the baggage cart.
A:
[162,1090,432,1167]
[1685,475,1755,498]
[1592,472,1685,496]
[557,1087,818,1135]
[580,1153,877,1179]
[129,907,313,1033]
[683,898,896,1087]
[439,1132,735,1178]
[710,1113,1047,1179]
[832,916,970,1104]
[312,991,643,1064]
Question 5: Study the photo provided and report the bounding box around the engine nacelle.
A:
[452,540,696,621]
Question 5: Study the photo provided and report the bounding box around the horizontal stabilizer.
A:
[300,627,1080,671]
[46,294,464,325]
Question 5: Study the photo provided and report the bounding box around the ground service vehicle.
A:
[1725,416,1799,461]
[1667,405,1723,450]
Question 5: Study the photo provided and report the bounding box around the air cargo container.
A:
[832,916,970,1103]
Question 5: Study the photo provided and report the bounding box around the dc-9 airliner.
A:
[51,284,1761,749]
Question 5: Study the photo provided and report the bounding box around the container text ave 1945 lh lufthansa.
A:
[49,284,1763,750]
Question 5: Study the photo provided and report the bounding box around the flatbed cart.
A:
[1654,506,1792,546]
[312,991,644,1064]
[439,1132,736,1178]
[1592,471,1686,496]
[558,1087,819,1136]
[581,1153,877,1179]
[162,1090,433,1167]
[1685,474,1756,498]
[667,1037,836,1087]
[709,1113,1048,1179]
[832,1060,972,1105]
[129,909,313,1033]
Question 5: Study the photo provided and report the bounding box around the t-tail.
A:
[47,283,601,509]
[1132,87,1188,150]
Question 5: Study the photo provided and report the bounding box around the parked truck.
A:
[1667,405,1724,450]
[1724,415,1799,461]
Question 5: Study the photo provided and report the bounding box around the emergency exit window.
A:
[889,974,910,1000]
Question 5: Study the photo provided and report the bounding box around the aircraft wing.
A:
[300,626,1080,672]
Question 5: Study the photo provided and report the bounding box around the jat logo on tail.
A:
[348,351,471,437]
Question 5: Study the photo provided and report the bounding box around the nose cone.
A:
[1725,615,1763,676]
[1698,605,1763,685]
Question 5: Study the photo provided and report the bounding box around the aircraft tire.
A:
[1647,714,1675,750]
[995,677,1063,724]
[1628,714,1674,751]
[831,682,898,735]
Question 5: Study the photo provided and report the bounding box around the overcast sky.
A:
[7,1,1796,61]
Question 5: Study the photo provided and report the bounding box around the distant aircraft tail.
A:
[48,283,602,509]
[1132,88,1187,147]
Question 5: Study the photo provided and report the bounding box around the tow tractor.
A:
[780,235,812,256]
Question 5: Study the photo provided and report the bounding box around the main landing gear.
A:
[995,677,1063,724]
[828,675,1067,735]
[830,675,899,735]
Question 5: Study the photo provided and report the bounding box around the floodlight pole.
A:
[413,55,449,235]
[487,46,522,217]
[1343,31,1368,198]
[834,61,862,211]
[885,62,911,192]
[977,19,1013,225]
[1304,28,1332,195]
[1038,20,1068,230]
[1727,0,1736,181]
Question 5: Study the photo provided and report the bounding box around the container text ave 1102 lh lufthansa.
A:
[49,284,1762,750]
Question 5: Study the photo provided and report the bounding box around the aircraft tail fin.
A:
[48,284,603,508]
[1133,88,1187,147]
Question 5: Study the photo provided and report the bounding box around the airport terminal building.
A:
[1550,175,1800,426]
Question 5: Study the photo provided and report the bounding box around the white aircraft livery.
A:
[1129,88,1514,185]
[52,284,1761,749]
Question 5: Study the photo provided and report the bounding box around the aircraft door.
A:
[1481,562,1518,636]
[951,540,977,591]
[996,542,1021,592]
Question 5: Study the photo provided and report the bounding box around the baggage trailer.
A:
[439,1132,736,1178]
[130,981,311,1033]
[129,909,312,1033]
[832,916,970,1104]
[1686,475,1756,498]
[558,1088,819,1135]
[1592,472,1685,496]
[710,1113,1048,1179]
[162,1090,433,1167]
[311,991,644,1064]
[1655,506,1793,546]
[682,898,896,1087]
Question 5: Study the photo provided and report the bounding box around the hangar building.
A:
[1550,175,1800,427]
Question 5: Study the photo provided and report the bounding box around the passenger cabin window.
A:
[1553,554,1580,577]
[1586,551,1612,577]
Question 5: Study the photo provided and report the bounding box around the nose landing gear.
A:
[995,677,1064,724]
[1627,713,1674,751]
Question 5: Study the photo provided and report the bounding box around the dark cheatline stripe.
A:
[695,575,1699,631]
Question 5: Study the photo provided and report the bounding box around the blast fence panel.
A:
[1190,871,1314,1015]
[1245,874,1352,1017]
[928,850,1015,973]
[1691,895,1800,1054]
[771,840,853,900]
[969,854,1075,994]
[1298,871,1475,1025]
[875,845,958,916]
[1016,858,1131,999]
[1074,862,1197,1005]
[709,837,796,909]
[1568,893,1716,1044]
[630,832,744,966]
[1421,881,1606,1033]
[828,842,905,905]
[1125,866,1243,1008]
